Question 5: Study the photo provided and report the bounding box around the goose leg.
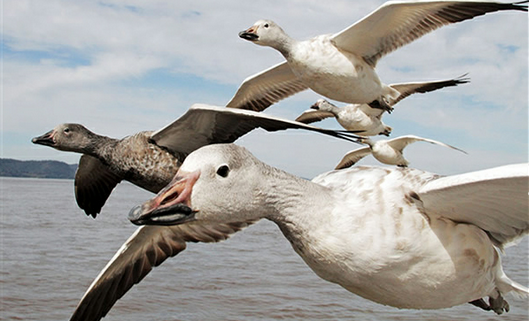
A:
[489,295,510,315]
[469,296,510,315]
[469,298,491,311]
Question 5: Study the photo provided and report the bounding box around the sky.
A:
[2,0,528,179]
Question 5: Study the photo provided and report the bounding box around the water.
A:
[1,177,528,321]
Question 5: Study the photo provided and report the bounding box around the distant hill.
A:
[0,158,77,179]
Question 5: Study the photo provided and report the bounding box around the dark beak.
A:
[129,170,200,226]
[32,130,55,146]
[239,29,259,41]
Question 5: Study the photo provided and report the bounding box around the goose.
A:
[228,1,527,112]
[69,144,528,321]
[295,76,470,136]
[335,135,466,169]
[32,104,361,217]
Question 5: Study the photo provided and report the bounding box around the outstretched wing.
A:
[388,74,469,105]
[331,1,528,67]
[335,146,372,169]
[419,163,529,247]
[70,221,254,321]
[74,155,123,218]
[295,109,336,124]
[386,135,466,154]
[226,62,308,111]
[151,104,362,156]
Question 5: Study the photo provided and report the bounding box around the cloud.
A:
[2,0,527,178]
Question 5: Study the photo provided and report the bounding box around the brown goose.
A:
[32,104,361,217]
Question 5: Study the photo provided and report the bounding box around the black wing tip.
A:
[512,1,528,11]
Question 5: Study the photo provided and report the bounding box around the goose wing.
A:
[388,75,470,105]
[418,163,529,247]
[226,62,308,111]
[331,1,528,67]
[74,155,123,218]
[335,146,372,169]
[151,104,361,156]
[295,109,336,124]
[69,221,254,321]
[385,135,466,154]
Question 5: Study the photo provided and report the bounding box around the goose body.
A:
[32,104,361,216]
[296,77,469,136]
[297,99,393,136]
[336,135,467,168]
[229,1,527,111]
[70,144,528,320]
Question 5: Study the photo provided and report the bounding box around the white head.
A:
[310,99,337,112]
[129,144,273,226]
[239,19,290,50]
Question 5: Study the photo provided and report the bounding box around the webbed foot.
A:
[469,296,510,315]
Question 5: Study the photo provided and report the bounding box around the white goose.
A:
[336,135,467,169]
[71,144,528,320]
[296,76,469,136]
[228,1,527,111]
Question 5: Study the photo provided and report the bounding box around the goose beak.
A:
[239,27,259,41]
[310,102,320,110]
[31,130,56,146]
[129,170,200,226]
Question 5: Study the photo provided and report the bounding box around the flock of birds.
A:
[31,1,528,321]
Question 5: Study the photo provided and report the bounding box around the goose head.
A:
[129,144,269,226]
[32,123,96,153]
[381,125,392,137]
[310,99,336,112]
[239,20,291,50]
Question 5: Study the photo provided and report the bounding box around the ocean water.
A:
[1,177,528,321]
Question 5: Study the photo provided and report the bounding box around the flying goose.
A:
[228,1,527,111]
[335,135,467,169]
[295,76,470,136]
[32,104,361,217]
[69,144,527,320]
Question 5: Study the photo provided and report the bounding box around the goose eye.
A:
[264,23,269,28]
[216,165,230,178]
[64,128,70,134]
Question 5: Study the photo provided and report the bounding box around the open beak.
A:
[31,130,55,146]
[238,26,259,41]
[129,170,200,226]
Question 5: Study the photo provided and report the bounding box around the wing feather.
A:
[70,221,254,321]
[226,62,308,111]
[295,109,336,124]
[331,1,528,67]
[151,104,361,156]
[74,155,122,218]
[419,163,529,247]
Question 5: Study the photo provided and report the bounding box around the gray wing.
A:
[418,163,529,248]
[331,1,528,67]
[295,109,336,124]
[69,221,254,321]
[226,62,308,111]
[388,74,470,105]
[74,155,123,218]
[150,104,362,156]
[335,146,372,169]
